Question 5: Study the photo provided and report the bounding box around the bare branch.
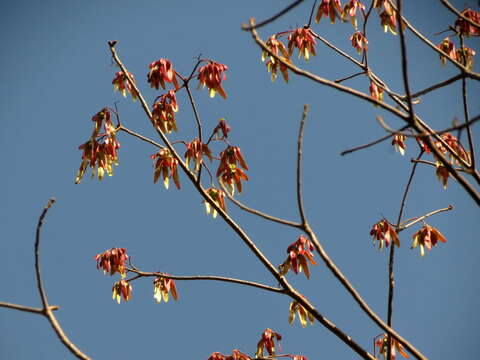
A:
[297,104,308,226]
[409,74,463,98]
[241,0,305,31]
[0,302,59,315]
[401,205,454,230]
[118,125,165,149]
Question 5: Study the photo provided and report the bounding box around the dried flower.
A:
[370,220,400,249]
[350,31,368,54]
[152,90,179,134]
[411,224,447,257]
[316,0,342,24]
[95,247,128,278]
[151,149,180,189]
[456,46,476,70]
[148,58,179,90]
[287,28,317,61]
[112,280,132,304]
[197,61,228,99]
[153,276,178,303]
[204,187,227,218]
[289,299,315,328]
[184,138,212,172]
[279,235,316,279]
[112,71,137,101]
[213,118,231,140]
[256,328,282,358]
[437,37,457,66]
[375,334,410,360]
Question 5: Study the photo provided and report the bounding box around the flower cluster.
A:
[152,90,179,134]
[350,31,368,54]
[342,0,366,29]
[289,299,315,328]
[198,61,228,99]
[287,28,317,61]
[391,134,406,155]
[112,279,132,304]
[217,146,249,195]
[456,46,476,70]
[213,118,231,140]
[207,350,250,360]
[153,276,178,303]
[373,0,398,35]
[316,0,342,24]
[437,37,476,70]
[204,187,227,218]
[256,328,282,358]
[279,235,316,279]
[262,35,290,82]
[411,224,447,257]
[95,247,128,278]
[370,220,400,249]
[151,149,180,189]
[184,138,212,172]
[75,108,120,184]
[369,81,384,103]
[148,58,179,90]
[455,8,480,37]
[437,37,457,66]
[112,71,137,101]
[375,334,410,360]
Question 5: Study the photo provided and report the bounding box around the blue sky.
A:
[1,1,479,359]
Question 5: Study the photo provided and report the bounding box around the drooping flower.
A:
[350,31,368,54]
[279,235,316,279]
[435,165,449,189]
[456,46,476,70]
[370,220,400,249]
[391,134,406,155]
[316,0,342,24]
[148,58,179,90]
[204,187,227,218]
[184,138,213,172]
[197,61,228,99]
[152,90,179,134]
[379,9,397,35]
[287,28,317,61]
[95,247,128,278]
[437,37,457,66]
[369,81,384,103]
[153,276,178,303]
[217,146,249,195]
[213,118,231,140]
[455,8,480,37]
[375,334,410,360]
[431,132,470,165]
[262,35,290,82]
[342,0,366,29]
[151,149,180,189]
[112,71,137,101]
[289,299,315,328]
[411,224,447,257]
[256,328,282,358]
[112,279,132,304]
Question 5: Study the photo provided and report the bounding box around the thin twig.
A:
[409,74,463,98]
[0,302,59,315]
[335,71,366,84]
[35,198,90,360]
[310,30,365,68]
[401,205,454,230]
[307,0,318,27]
[118,126,165,149]
[410,158,470,173]
[241,0,306,31]
[297,105,308,226]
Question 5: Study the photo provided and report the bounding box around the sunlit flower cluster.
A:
[279,235,316,279]
[153,276,178,303]
[184,138,212,172]
[391,134,406,155]
[112,279,132,304]
[411,224,447,257]
[369,81,384,103]
[342,0,366,29]
[289,299,315,328]
[152,90,179,134]
[112,70,137,101]
[204,187,227,218]
[95,247,128,278]
[455,8,480,37]
[151,149,180,189]
[350,31,368,54]
[262,35,290,82]
[256,328,282,358]
[288,28,317,61]
[198,61,228,99]
[375,334,410,360]
[316,0,342,24]
[217,146,249,195]
[207,350,251,360]
[148,58,179,90]
[370,220,399,249]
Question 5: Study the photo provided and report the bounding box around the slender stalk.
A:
[0,302,59,315]
[297,105,308,226]
[241,0,305,31]
[401,205,454,230]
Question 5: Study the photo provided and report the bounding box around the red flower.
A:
[391,134,406,156]
[316,0,342,24]
[262,35,290,82]
[437,37,457,66]
[208,353,226,360]
[197,61,228,99]
[342,0,366,29]
[370,220,400,249]
[213,118,231,140]
[151,149,180,189]
[148,58,179,90]
[216,146,249,195]
[279,235,316,279]
[184,138,212,172]
[287,28,317,61]
[207,350,250,360]
[112,279,132,304]
[411,224,447,257]
[350,31,368,55]
[152,90,179,134]
[456,46,476,70]
[375,334,410,360]
[369,81,384,103]
[455,8,480,37]
[112,71,137,101]
[153,276,178,303]
[289,299,315,328]
[204,187,227,218]
[95,247,128,278]
[256,328,282,358]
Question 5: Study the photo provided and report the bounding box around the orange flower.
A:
[152,90,179,134]
[204,187,227,218]
[279,235,316,279]
[375,334,409,360]
[151,149,180,189]
[184,138,212,172]
[456,46,476,70]
[197,61,228,99]
[369,81,384,103]
[256,328,282,358]
[289,299,315,328]
[370,220,400,249]
[437,37,457,66]
[112,71,137,101]
[287,28,317,61]
[148,58,179,90]
[411,224,447,257]
[342,0,366,29]
[95,248,128,278]
[216,146,249,195]
[112,280,132,304]
[153,276,178,303]
[455,8,480,37]
[391,134,406,155]
[350,31,368,54]
[316,0,342,24]
[262,35,290,82]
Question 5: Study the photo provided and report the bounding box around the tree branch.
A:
[297,104,308,226]
[241,0,305,31]
[0,302,59,315]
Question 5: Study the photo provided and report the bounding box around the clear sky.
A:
[1,1,478,359]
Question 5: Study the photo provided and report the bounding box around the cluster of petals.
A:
[256,328,282,358]
[456,46,476,70]
[379,9,398,35]
[433,132,470,165]
[279,235,316,279]
[411,224,447,257]
[184,138,212,172]
[263,35,290,82]
[391,134,406,155]
[375,334,410,360]
[204,187,227,218]
[213,118,231,140]
[151,149,180,189]
[437,37,457,66]
[287,28,317,61]
[75,108,120,184]
[197,61,228,99]
[207,350,250,360]
[112,279,132,304]
[95,247,128,278]
[217,146,249,195]
[342,0,365,29]
[112,71,137,101]
[316,0,342,24]
[152,90,179,134]
[455,8,480,37]
[370,220,400,249]
[147,58,179,90]
[350,31,368,54]
[369,81,384,103]
[289,299,315,328]
[153,276,178,303]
